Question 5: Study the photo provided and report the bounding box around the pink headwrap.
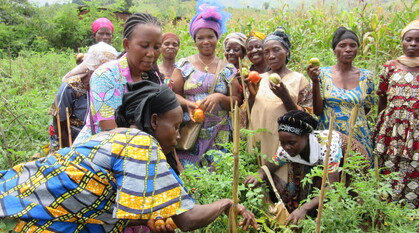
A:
[92,18,114,34]
[189,17,221,39]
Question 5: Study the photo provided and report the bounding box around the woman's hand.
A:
[244,77,259,97]
[306,63,321,84]
[237,204,259,231]
[200,93,224,113]
[285,207,308,226]
[186,100,197,121]
[147,219,176,233]
[243,175,261,188]
[269,78,291,100]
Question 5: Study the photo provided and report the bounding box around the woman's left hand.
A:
[285,207,308,226]
[200,93,224,113]
[237,204,259,231]
[147,219,176,233]
[269,78,290,100]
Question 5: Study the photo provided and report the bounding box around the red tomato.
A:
[248,71,261,83]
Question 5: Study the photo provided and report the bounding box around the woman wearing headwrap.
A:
[244,110,368,225]
[76,18,115,65]
[374,20,419,209]
[158,32,180,78]
[248,27,313,165]
[74,13,164,145]
[92,17,114,44]
[172,0,242,167]
[49,42,118,150]
[223,32,247,69]
[307,26,375,158]
[246,31,269,74]
[0,81,258,232]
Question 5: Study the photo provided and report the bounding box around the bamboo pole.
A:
[340,105,359,184]
[65,107,72,147]
[229,103,240,233]
[238,59,252,128]
[54,97,62,149]
[315,112,335,233]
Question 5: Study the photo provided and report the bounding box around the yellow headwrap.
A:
[401,19,419,38]
[247,31,266,41]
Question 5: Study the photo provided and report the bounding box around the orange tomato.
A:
[154,219,165,227]
[166,217,177,229]
[248,71,261,83]
[193,108,205,123]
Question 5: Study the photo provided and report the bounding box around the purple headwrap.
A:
[189,0,231,39]
[92,18,114,34]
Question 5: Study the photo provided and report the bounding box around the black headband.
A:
[115,80,179,135]
[332,27,359,50]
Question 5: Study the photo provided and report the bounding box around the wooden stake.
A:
[340,105,359,184]
[55,97,62,149]
[229,103,240,233]
[238,59,252,128]
[65,107,73,147]
[315,112,335,233]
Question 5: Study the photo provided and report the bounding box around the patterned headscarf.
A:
[401,19,419,38]
[92,18,114,34]
[223,32,247,51]
[189,0,231,39]
[263,27,292,63]
[332,27,359,50]
[278,110,318,136]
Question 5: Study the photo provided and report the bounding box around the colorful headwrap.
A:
[223,32,247,51]
[277,110,317,136]
[401,19,419,38]
[263,27,292,63]
[62,42,118,93]
[162,32,180,44]
[247,31,266,43]
[332,27,359,50]
[92,17,114,34]
[189,0,231,39]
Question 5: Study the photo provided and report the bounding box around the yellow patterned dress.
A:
[0,128,194,233]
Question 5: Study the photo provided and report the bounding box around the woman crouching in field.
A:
[244,110,369,225]
[0,81,258,233]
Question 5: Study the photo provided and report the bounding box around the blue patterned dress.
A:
[317,67,375,156]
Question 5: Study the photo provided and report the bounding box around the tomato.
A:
[192,108,205,123]
[248,71,261,83]
[241,67,249,76]
[166,217,177,229]
[154,219,165,227]
[269,73,281,84]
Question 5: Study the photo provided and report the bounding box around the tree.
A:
[262,2,269,10]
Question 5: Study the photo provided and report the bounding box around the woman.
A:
[307,27,375,157]
[244,110,368,225]
[49,42,118,150]
[374,20,419,209]
[248,27,312,164]
[0,81,258,232]
[246,31,269,74]
[172,0,242,167]
[77,18,115,64]
[223,32,247,70]
[74,13,164,145]
[158,32,180,78]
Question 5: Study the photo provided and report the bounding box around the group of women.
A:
[0,0,418,231]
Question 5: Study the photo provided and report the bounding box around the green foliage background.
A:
[0,0,419,231]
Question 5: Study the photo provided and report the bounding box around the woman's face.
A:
[124,24,162,73]
[94,27,113,44]
[161,38,179,60]
[263,40,288,71]
[278,131,309,157]
[195,28,218,56]
[402,29,419,57]
[246,39,264,65]
[224,41,245,68]
[334,38,358,64]
[152,106,183,155]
